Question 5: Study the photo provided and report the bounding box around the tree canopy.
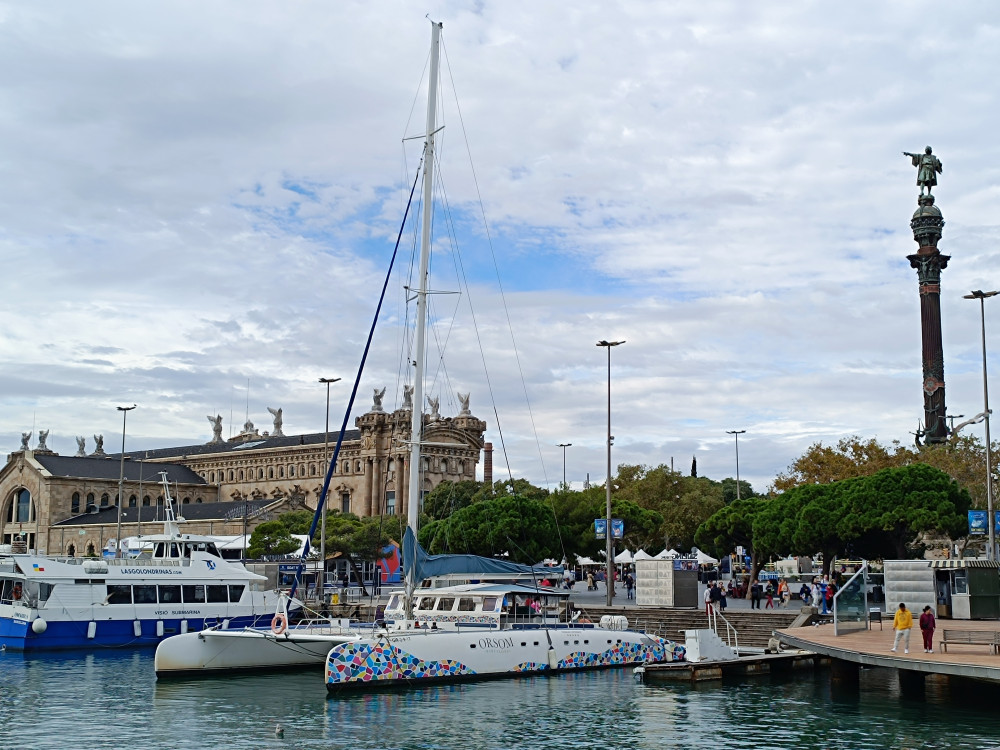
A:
[247,520,300,558]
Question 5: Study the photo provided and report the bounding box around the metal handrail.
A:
[707,606,740,654]
[833,562,869,635]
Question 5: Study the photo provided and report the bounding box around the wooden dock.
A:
[640,650,827,682]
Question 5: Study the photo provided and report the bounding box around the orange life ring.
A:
[271,612,288,635]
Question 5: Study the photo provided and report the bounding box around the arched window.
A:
[238,469,244,481]
[210,471,216,482]
[7,489,33,523]
[299,464,305,477]
[67,543,76,557]
[86,493,96,512]
[156,495,164,506]
[279,466,285,478]
[128,495,137,507]
[268,467,274,479]
[71,492,81,514]
[228,470,234,481]
[387,459,395,477]
[458,460,465,475]
[86,542,96,556]
[182,497,191,505]
[440,459,448,473]
[100,493,110,508]
[258,468,264,480]
[142,495,151,507]
[422,458,430,472]
[355,460,362,473]
[343,461,349,474]
[195,497,203,504]
[310,464,316,476]
[289,465,295,478]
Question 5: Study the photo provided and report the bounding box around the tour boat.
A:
[0,473,290,652]
[325,21,683,692]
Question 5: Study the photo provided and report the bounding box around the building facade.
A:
[0,397,488,556]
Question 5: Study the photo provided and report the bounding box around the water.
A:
[2,650,1000,750]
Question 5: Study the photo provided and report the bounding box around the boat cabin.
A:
[383,583,570,629]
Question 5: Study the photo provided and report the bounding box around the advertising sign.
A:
[611,519,624,539]
[969,510,987,535]
[594,519,607,539]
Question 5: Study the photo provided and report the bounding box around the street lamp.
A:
[115,404,136,558]
[318,377,342,597]
[726,429,746,502]
[557,443,572,489]
[597,339,624,606]
[964,290,998,560]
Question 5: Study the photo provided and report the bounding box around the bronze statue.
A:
[904,146,942,196]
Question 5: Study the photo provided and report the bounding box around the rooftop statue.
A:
[903,146,943,196]
[207,415,224,444]
[20,431,30,451]
[92,434,106,456]
[457,391,471,416]
[403,384,414,410]
[372,387,386,413]
[427,395,440,421]
[75,436,87,456]
[37,430,49,451]
[267,406,284,437]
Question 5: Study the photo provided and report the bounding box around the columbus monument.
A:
[904,146,948,443]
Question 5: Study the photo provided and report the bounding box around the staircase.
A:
[579,606,799,649]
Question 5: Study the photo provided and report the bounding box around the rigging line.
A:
[288,160,423,600]
[441,38,567,560]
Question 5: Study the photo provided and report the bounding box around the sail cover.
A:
[402,527,563,583]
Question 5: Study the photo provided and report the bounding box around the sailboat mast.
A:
[407,20,442,535]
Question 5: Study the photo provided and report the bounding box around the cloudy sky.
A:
[2,1,1000,494]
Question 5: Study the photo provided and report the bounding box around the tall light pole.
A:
[557,443,572,489]
[318,377,342,597]
[115,404,136,558]
[597,339,624,606]
[965,290,998,560]
[726,429,746,502]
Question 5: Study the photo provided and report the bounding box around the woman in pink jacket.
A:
[919,605,936,653]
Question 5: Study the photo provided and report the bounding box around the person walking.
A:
[891,602,913,654]
[919,605,936,653]
[764,581,775,609]
[750,581,762,610]
[704,584,713,615]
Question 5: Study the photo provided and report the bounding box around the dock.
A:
[775,619,1000,685]
[640,650,827,682]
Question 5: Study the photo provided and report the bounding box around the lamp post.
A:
[965,290,998,560]
[318,377,342,597]
[597,339,624,606]
[726,429,746,502]
[115,404,136,559]
[557,443,572,489]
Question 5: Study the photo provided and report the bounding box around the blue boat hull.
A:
[0,613,275,652]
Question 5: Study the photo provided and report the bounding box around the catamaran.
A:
[324,21,683,691]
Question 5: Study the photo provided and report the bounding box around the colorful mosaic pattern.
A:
[327,639,477,684]
[327,635,684,686]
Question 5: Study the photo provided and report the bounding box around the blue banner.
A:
[611,519,624,539]
[969,510,987,535]
[594,519,607,539]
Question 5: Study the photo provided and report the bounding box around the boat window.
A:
[158,585,181,603]
[205,543,220,557]
[482,596,498,612]
[133,585,157,604]
[183,585,206,603]
[954,570,968,595]
[228,585,246,602]
[169,544,181,558]
[386,594,400,610]
[107,585,132,604]
[415,597,434,611]
[436,597,455,611]
[457,597,476,612]
[207,585,228,603]
[153,543,166,558]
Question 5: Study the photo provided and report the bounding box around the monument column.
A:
[905,146,949,444]
[362,458,373,516]
[399,455,409,518]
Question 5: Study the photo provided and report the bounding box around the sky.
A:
[3,1,1000,495]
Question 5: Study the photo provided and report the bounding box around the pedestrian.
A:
[750,581,762,610]
[720,586,728,612]
[765,581,775,609]
[891,602,913,654]
[587,571,595,591]
[704,583,713,615]
[777,578,789,607]
[799,583,811,606]
[625,572,635,600]
[919,605,936,653]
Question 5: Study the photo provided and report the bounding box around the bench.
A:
[939,629,1000,654]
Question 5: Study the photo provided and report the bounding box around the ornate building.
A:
[0,393,488,556]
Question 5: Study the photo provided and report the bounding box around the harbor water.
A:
[3,650,1000,749]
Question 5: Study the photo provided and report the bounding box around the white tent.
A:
[654,548,679,559]
[695,548,719,565]
[633,549,653,561]
[614,549,634,564]
[575,555,598,566]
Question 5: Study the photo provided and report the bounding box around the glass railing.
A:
[833,562,868,635]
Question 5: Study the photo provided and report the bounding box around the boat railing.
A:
[707,606,739,654]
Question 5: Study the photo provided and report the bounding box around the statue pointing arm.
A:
[904,146,942,196]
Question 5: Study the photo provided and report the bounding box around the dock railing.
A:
[707,605,740,654]
[833,562,869,635]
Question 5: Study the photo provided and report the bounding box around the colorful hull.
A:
[326,627,683,690]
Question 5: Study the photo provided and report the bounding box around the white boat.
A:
[326,21,683,692]
[0,473,290,652]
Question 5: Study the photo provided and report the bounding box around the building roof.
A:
[113,430,362,461]
[53,497,279,526]
[34,454,207,485]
